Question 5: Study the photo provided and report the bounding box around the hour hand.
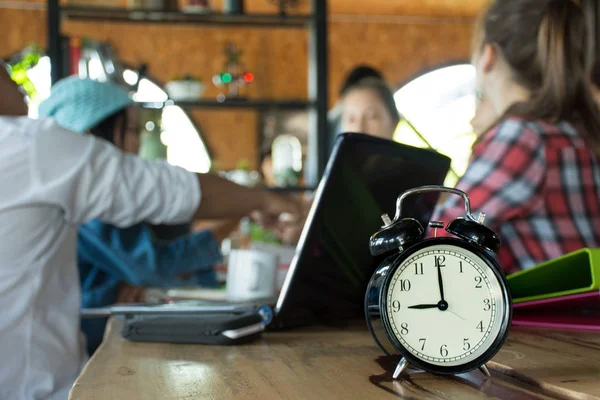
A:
[407,304,439,309]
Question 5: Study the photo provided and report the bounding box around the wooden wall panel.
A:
[1,1,477,170]
[189,110,258,170]
[0,8,46,58]
[327,0,486,17]
[329,21,473,95]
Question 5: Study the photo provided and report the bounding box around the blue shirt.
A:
[78,220,222,353]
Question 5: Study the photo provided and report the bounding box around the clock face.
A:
[384,243,508,368]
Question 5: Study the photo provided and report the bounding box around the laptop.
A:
[270,132,451,329]
[88,133,451,335]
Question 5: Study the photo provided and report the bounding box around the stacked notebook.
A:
[508,248,600,331]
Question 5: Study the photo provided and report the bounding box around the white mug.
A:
[226,249,278,302]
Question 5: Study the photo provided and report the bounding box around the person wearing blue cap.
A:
[37,76,234,356]
[0,68,299,400]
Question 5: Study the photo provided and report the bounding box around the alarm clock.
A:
[364,185,512,379]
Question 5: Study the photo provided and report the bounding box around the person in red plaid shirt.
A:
[430,0,600,274]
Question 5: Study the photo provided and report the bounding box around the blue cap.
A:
[38,77,133,134]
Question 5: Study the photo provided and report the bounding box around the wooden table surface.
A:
[70,318,600,400]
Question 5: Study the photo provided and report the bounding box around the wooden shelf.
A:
[263,186,316,193]
[49,0,329,185]
[61,7,313,28]
[142,99,315,110]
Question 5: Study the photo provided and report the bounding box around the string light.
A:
[221,73,233,84]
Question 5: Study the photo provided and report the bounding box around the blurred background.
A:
[1,0,484,189]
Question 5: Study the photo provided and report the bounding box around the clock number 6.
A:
[440,344,448,357]
[400,323,409,335]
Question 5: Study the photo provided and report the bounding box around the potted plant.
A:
[165,73,204,101]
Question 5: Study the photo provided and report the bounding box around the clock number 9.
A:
[392,300,401,313]
[483,299,491,311]
[440,344,448,357]
[400,323,409,335]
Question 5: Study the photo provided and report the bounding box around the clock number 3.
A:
[483,299,491,311]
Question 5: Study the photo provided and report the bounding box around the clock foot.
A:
[392,358,409,379]
[478,364,491,378]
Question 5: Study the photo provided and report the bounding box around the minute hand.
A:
[436,257,445,302]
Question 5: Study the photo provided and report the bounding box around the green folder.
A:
[507,248,600,303]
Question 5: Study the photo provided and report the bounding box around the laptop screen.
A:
[273,133,451,328]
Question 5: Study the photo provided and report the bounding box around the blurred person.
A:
[37,77,237,355]
[431,0,600,273]
[285,66,401,245]
[340,76,400,140]
[0,70,299,399]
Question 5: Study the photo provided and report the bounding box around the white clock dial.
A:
[385,244,506,367]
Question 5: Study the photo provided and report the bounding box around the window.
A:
[128,74,212,173]
[394,64,477,187]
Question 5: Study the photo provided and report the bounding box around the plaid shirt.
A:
[429,117,600,274]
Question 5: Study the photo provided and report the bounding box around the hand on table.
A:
[261,191,304,221]
[253,194,312,245]
[115,283,146,304]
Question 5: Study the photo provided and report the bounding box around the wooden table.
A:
[70,318,600,400]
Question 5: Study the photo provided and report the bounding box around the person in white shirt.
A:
[0,66,299,400]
